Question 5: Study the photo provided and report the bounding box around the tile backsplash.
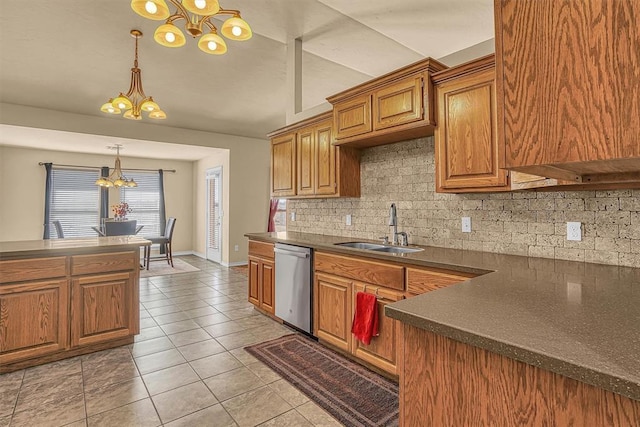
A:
[286,137,640,268]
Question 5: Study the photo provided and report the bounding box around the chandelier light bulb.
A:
[208,41,217,50]
[165,32,176,43]
[145,1,158,14]
[232,26,241,37]
[195,0,206,9]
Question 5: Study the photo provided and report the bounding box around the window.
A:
[49,168,101,238]
[273,199,287,232]
[119,171,162,237]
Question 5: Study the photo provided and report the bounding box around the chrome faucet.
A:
[389,203,409,246]
[389,203,398,244]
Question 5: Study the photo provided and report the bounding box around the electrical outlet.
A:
[567,222,582,241]
[346,214,352,226]
[461,217,472,233]
[290,212,296,221]
[234,245,239,252]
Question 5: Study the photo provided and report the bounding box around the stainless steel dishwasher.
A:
[274,243,313,334]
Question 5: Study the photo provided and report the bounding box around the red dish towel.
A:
[351,291,379,345]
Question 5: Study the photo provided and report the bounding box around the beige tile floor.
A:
[0,256,342,427]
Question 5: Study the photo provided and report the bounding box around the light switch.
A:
[290,212,296,221]
[346,214,352,226]
[462,217,472,233]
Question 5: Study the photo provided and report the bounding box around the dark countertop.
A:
[245,231,640,401]
[0,236,150,259]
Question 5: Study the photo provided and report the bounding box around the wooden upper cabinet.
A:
[314,119,337,195]
[269,112,360,199]
[296,127,315,196]
[434,57,509,192]
[328,58,447,148]
[333,94,372,140]
[271,133,296,197]
[373,75,423,131]
[495,0,640,184]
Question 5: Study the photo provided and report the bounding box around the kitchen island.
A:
[246,231,640,425]
[0,236,150,372]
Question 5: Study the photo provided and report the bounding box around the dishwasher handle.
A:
[274,248,310,259]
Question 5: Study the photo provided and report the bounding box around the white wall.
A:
[0,145,193,251]
[0,104,272,262]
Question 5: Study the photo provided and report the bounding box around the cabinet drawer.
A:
[248,241,274,260]
[0,257,67,284]
[406,267,475,295]
[71,252,137,276]
[314,252,404,291]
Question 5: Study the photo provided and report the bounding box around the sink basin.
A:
[335,242,387,250]
[334,242,424,254]
[370,246,423,254]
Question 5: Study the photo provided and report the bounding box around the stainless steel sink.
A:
[334,242,424,254]
[370,246,423,254]
[335,242,387,250]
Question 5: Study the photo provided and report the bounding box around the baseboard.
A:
[222,261,248,267]
[174,251,247,268]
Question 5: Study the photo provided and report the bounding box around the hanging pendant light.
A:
[100,30,166,121]
[95,145,138,188]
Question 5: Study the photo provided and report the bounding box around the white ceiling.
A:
[0,0,495,158]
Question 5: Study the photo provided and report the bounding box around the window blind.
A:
[50,168,101,238]
[120,171,161,237]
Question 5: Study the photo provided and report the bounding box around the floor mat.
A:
[245,334,399,427]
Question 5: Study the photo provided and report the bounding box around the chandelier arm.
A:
[125,68,139,99]
[218,9,241,16]
[202,18,217,32]
[167,0,191,20]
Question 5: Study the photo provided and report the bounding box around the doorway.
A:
[206,167,223,263]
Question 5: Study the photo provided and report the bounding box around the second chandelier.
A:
[131,0,252,55]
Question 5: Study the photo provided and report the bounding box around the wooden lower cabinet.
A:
[0,279,69,365]
[0,247,143,372]
[71,272,135,347]
[248,256,275,315]
[247,241,275,315]
[352,283,403,375]
[313,272,352,352]
[400,325,640,426]
[313,263,404,375]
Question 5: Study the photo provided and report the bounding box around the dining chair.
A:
[104,220,137,236]
[144,217,176,270]
[52,220,64,238]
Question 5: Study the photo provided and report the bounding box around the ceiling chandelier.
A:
[131,0,252,55]
[100,29,166,121]
[95,145,138,188]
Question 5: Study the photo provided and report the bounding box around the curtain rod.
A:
[38,162,176,173]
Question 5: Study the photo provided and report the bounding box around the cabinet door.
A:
[296,127,315,196]
[315,119,337,195]
[71,272,133,347]
[314,272,352,352]
[248,256,260,307]
[496,0,640,168]
[352,283,404,375]
[0,279,69,365]
[334,94,372,140]
[435,69,508,191]
[373,75,423,131]
[259,259,275,314]
[271,132,296,197]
